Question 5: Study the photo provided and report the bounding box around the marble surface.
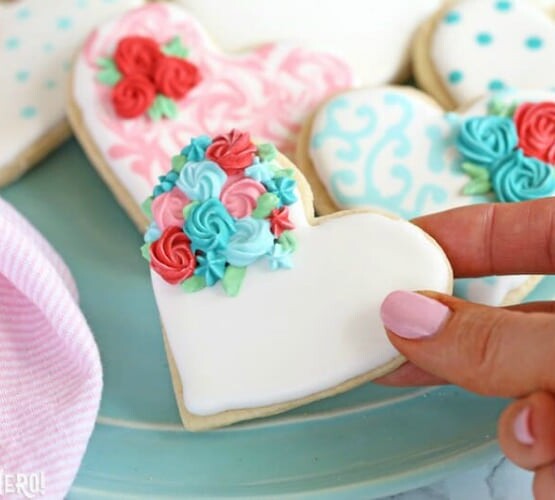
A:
[383,456,533,500]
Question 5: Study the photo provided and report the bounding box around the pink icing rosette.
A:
[220,177,266,218]
[151,187,189,230]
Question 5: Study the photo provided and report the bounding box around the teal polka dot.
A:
[488,79,506,91]
[448,70,464,85]
[57,17,72,30]
[476,32,493,46]
[20,106,37,119]
[45,80,56,90]
[525,36,543,50]
[75,0,88,7]
[16,70,29,83]
[495,1,512,11]
[4,37,20,50]
[444,11,461,24]
[43,42,54,53]
[16,7,31,20]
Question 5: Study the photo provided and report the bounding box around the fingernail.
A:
[380,291,451,340]
[513,407,534,445]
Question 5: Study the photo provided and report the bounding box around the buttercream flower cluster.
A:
[97,35,200,120]
[141,130,298,296]
[457,99,555,202]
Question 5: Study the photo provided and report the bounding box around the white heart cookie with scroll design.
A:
[176,0,443,85]
[299,86,555,306]
[142,130,452,430]
[68,2,353,231]
[0,0,144,186]
[414,0,555,109]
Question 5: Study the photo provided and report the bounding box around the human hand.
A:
[378,198,555,499]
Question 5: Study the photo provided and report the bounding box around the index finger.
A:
[412,198,555,278]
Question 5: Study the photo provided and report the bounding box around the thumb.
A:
[380,291,555,398]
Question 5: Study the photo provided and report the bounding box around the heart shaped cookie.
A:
[414,0,555,109]
[141,130,453,430]
[175,0,442,85]
[298,86,555,306]
[67,2,354,231]
[0,0,144,186]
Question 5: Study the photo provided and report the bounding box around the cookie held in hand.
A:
[142,129,453,431]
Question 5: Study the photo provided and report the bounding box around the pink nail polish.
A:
[513,407,534,445]
[380,291,451,340]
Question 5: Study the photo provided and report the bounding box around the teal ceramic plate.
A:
[3,140,551,498]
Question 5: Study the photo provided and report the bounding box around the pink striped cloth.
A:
[0,198,102,499]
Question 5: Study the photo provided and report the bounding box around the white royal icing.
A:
[0,0,143,172]
[430,0,555,106]
[176,0,443,85]
[152,200,452,416]
[308,87,555,306]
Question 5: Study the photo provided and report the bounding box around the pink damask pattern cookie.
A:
[71,3,354,221]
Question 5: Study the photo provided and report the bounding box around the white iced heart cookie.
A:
[141,130,453,430]
[0,0,144,186]
[67,2,353,231]
[414,0,555,109]
[175,0,443,85]
[299,86,555,306]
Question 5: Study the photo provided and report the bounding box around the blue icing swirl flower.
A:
[194,251,226,286]
[144,222,161,243]
[268,243,293,270]
[264,176,298,207]
[185,199,236,252]
[491,150,555,203]
[153,170,179,197]
[457,116,518,167]
[181,134,212,161]
[245,158,274,182]
[224,218,275,267]
[176,160,227,201]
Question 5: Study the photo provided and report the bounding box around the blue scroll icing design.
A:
[312,92,455,219]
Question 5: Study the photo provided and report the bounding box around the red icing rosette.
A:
[149,226,196,284]
[112,75,156,118]
[114,36,161,77]
[205,129,257,173]
[514,102,555,165]
[154,56,201,100]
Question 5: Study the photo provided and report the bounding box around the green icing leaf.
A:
[257,143,277,161]
[251,193,279,219]
[181,275,206,293]
[273,168,295,179]
[278,231,298,253]
[183,201,199,219]
[463,179,492,196]
[97,57,122,86]
[172,154,187,172]
[148,94,179,121]
[162,37,189,58]
[487,98,517,118]
[461,162,490,180]
[141,197,153,218]
[222,266,247,297]
[140,243,151,262]
[461,162,493,196]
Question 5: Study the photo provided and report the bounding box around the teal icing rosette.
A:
[457,116,518,167]
[185,198,236,252]
[142,129,299,297]
[491,150,555,203]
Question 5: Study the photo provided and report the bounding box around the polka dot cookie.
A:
[413,0,555,109]
[0,0,143,186]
